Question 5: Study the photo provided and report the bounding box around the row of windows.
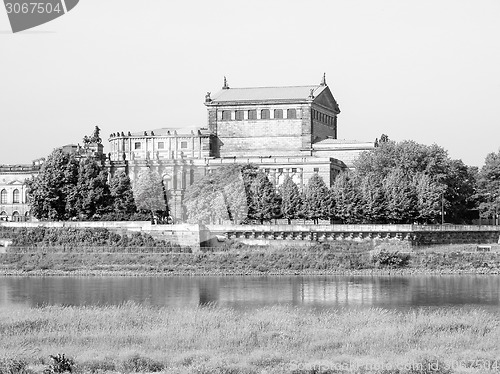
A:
[134,141,189,150]
[0,189,20,204]
[312,109,335,126]
[222,108,297,121]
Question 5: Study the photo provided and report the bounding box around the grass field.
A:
[1,304,499,373]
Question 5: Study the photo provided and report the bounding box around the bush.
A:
[0,358,30,374]
[121,355,164,373]
[44,354,74,374]
[373,251,410,268]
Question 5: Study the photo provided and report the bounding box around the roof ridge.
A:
[223,85,321,90]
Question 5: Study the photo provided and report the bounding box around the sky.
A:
[0,0,499,167]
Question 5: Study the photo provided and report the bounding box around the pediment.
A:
[313,86,340,114]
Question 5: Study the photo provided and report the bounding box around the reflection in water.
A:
[0,275,499,310]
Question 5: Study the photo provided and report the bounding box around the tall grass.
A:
[0,304,499,373]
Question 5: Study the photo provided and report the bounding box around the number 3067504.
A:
[5,3,63,14]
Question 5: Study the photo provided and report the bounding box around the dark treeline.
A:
[26,127,169,222]
[185,136,500,225]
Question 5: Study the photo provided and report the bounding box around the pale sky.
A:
[1,0,499,167]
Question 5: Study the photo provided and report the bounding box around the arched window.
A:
[274,109,283,119]
[13,189,19,204]
[248,110,257,120]
[287,109,296,119]
[0,189,6,204]
[222,110,232,120]
[261,109,270,119]
[235,110,244,121]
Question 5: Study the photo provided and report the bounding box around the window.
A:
[278,168,283,173]
[264,168,270,173]
[157,142,165,149]
[222,110,231,120]
[0,189,6,204]
[274,109,283,119]
[180,141,188,149]
[314,168,319,173]
[13,189,19,204]
[261,109,270,119]
[292,168,297,173]
[287,109,297,119]
[134,142,141,150]
[248,110,257,120]
[235,110,244,121]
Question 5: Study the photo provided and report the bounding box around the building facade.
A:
[1,75,375,222]
[0,161,42,221]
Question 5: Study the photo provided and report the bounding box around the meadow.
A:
[1,304,499,374]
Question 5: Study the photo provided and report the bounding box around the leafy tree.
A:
[413,172,444,223]
[358,172,386,223]
[248,171,281,224]
[133,169,168,223]
[26,149,79,221]
[477,149,500,220]
[66,157,111,220]
[302,174,329,224]
[383,169,417,223]
[184,164,253,224]
[109,171,137,218]
[279,176,302,224]
[330,172,362,223]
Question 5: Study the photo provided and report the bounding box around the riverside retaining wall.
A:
[2,222,500,249]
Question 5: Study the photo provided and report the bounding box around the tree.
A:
[413,172,444,223]
[248,171,281,224]
[279,176,302,224]
[330,172,362,223]
[383,169,417,223]
[109,171,137,218]
[184,164,253,224]
[26,149,79,221]
[358,172,386,223]
[66,157,111,220]
[477,149,500,221]
[302,174,329,224]
[133,169,168,223]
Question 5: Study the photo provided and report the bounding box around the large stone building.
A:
[107,75,375,221]
[1,75,374,222]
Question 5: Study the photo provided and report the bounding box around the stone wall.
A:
[205,224,500,248]
[0,222,202,251]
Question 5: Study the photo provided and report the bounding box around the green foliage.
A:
[185,164,256,224]
[383,169,417,223]
[121,354,164,373]
[26,149,79,221]
[372,251,410,268]
[66,158,111,220]
[109,171,137,216]
[0,358,29,374]
[133,169,168,221]
[45,354,74,374]
[279,176,302,224]
[330,172,362,223]
[247,171,281,224]
[6,227,171,248]
[301,174,329,224]
[477,149,500,219]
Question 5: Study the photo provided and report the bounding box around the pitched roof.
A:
[209,85,328,103]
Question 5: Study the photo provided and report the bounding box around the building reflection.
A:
[0,275,499,310]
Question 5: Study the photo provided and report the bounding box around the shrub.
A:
[121,355,164,373]
[44,354,74,374]
[373,251,410,268]
[0,358,30,374]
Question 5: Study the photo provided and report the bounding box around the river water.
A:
[1,275,500,311]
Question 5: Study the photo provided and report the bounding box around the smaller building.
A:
[0,160,42,221]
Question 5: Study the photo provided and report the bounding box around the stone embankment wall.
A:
[205,224,500,248]
[1,222,500,250]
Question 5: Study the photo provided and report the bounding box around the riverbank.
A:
[1,304,499,374]
[1,245,500,276]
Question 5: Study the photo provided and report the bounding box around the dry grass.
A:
[0,304,499,373]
